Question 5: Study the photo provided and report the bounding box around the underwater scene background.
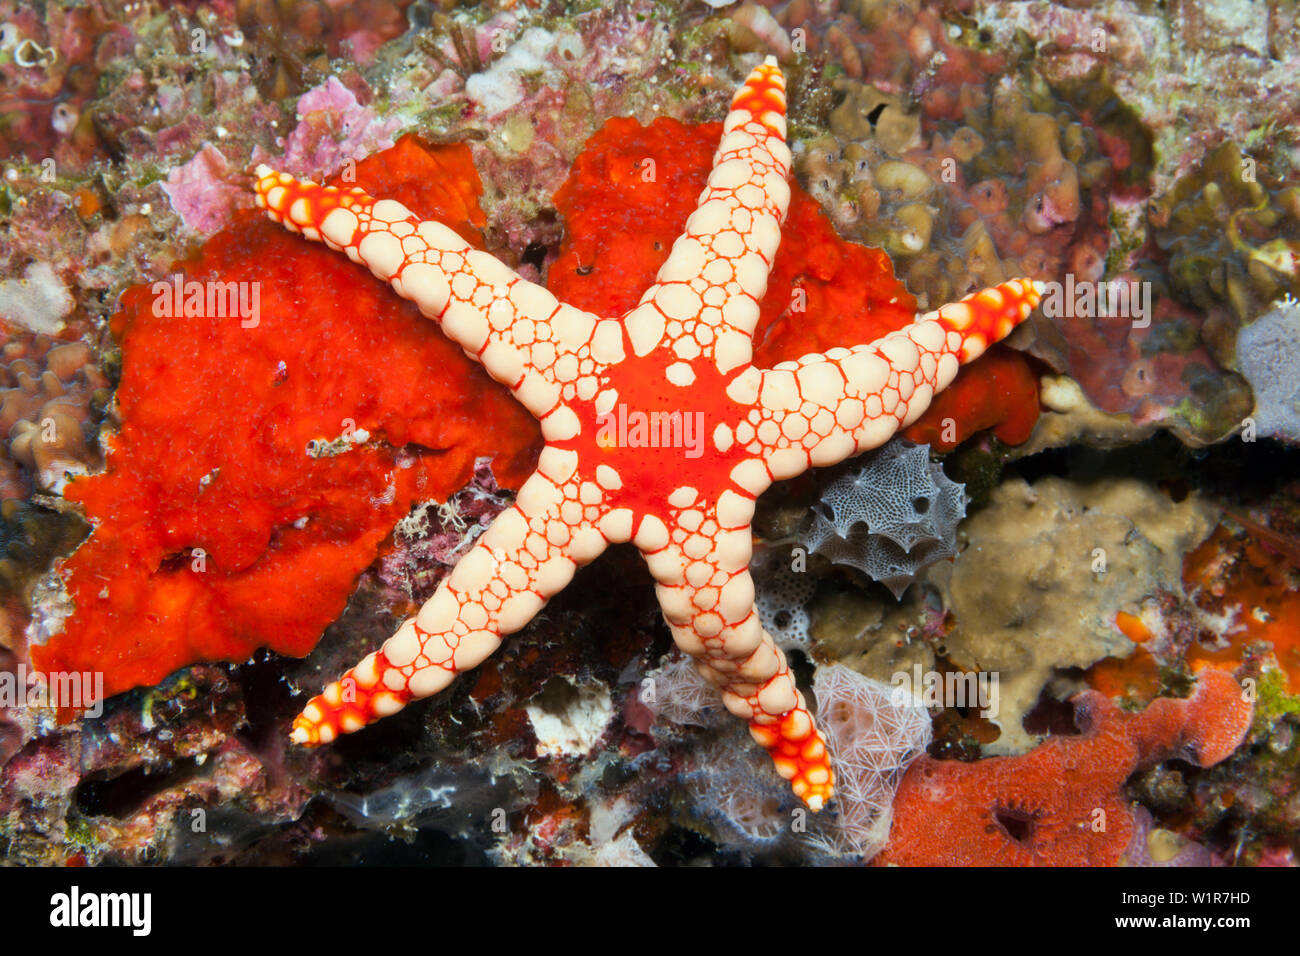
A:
[0,0,1297,867]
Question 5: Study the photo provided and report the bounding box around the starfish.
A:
[253,58,1041,810]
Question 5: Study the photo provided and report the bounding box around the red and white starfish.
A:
[254,58,1040,810]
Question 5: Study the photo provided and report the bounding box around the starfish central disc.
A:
[558,350,750,522]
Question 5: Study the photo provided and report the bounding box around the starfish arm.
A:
[290,453,611,745]
[623,57,792,373]
[750,278,1043,473]
[253,167,619,419]
[637,496,835,810]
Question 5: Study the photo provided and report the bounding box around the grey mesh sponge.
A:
[800,441,966,598]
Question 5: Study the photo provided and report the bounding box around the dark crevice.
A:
[520,240,547,272]
[230,648,298,752]
[1022,684,1082,737]
[1008,431,1300,505]
[75,755,207,818]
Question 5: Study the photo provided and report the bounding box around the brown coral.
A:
[1151,141,1300,338]
[794,73,1111,312]
[0,330,108,496]
[940,475,1217,753]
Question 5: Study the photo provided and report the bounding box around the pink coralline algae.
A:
[163,77,403,237]
[377,457,514,606]
[162,145,247,236]
[271,76,404,180]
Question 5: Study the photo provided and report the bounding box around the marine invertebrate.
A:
[1151,141,1300,330]
[257,60,1042,809]
[1019,136,1296,443]
[1235,296,1300,444]
[763,0,1004,99]
[31,136,542,701]
[901,344,1040,451]
[798,440,965,599]
[1026,282,1253,444]
[878,669,1253,866]
[806,663,931,860]
[792,77,1114,451]
[784,8,1113,301]
[941,475,1217,753]
[547,113,920,363]
[751,543,815,649]
[769,1,1153,451]
[686,727,796,848]
[0,263,76,336]
[1122,806,1212,867]
[547,104,1043,455]
[0,332,108,495]
[1180,516,1300,691]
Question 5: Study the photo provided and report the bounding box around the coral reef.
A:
[798,76,1111,310]
[798,441,966,599]
[764,0,1281,448]
[253,56,1047,812]
[32,136,542,702]
[0,0,1287,867]
[805,663,931,860]
[0,331,108,495]
[1027,285,1254,445]
[1151,143,1300,332]
[768,10,1116,309]
[685,726,797,848]
[0,499,85,635]
[525,678,614,760]
[940,475,1216,753]
[971,0,1300,193]
[1235,297,1300,444]
[232,0,416,92]
[879,669,1253,866]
